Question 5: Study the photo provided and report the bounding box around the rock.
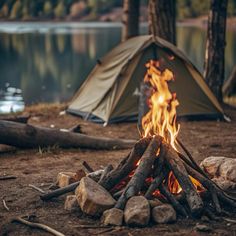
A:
[57,172,76,188]
[75,177,116,216]
[194,224,212,232]
[149,199,163,208]
[212,177,236,190]
[57,170,86,188]
[124,196,150,227]
[101,208,123,226]
[219,159,236,182]
[64,195,78,211]
[200,156,226,177]
[152,204,176,224]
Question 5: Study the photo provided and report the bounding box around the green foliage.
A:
[0,0,235,20]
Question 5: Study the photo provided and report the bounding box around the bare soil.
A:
[0,104,236,236]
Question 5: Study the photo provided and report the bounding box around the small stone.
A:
[200,156,226,177]
[152,204,176,224]
[149,199,163,208]
[101,208,123,226]
[64,195,78,211]
[57,172,77,188]
[57,170,86,188]
[194,224,212,232]
[219,159,236,182]
[75,177,116,216]
[124,196,150,227]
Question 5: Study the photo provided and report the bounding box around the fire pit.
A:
[41,60,236,227]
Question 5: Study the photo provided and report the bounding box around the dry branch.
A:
[12,217,65,236]
[0,120,136,150]
[0,175,17,180]
[40,181,80,201]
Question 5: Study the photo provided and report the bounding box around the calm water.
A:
[0,22,235,112]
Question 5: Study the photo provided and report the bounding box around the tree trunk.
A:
[0,120,136,150]
[148,0,176,45]
[204,0,228,102]
[222,65,236,97]
[121,0,140,41]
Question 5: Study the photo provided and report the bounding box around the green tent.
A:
[67,35,224,124]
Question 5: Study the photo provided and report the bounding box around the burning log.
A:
[162,142,204,216]
[0,120,136,150]
[99,137,152,190]
[115,136,162,209]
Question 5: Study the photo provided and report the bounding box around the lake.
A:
[0,22,235,113]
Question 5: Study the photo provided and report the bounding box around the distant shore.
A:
[0,15,235,30]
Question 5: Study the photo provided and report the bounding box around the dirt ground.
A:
[0,103,236,236]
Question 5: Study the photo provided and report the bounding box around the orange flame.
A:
[142,60,204,194]
[141,60,180,150]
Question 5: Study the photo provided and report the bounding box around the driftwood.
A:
[115,136,162,209]
[0,120,136,150]
[100,137,152,190]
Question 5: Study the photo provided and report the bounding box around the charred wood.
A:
[115,136,162,209]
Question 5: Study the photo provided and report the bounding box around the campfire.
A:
[41,60,236,227]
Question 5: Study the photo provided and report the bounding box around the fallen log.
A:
[0,114,30,123]
[0,120,136,150]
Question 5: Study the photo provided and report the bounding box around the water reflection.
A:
[0,23,235,109]
[0,85,25,114]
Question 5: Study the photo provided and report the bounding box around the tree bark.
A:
[204,0,228,102]
[223,65,236,97]
[122,0,140,41]
[148,0,176,45]
[0,120,136,150]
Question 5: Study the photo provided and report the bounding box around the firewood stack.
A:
[94,136,235,224]
[41,60,236,226]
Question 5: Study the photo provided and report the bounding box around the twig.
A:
[82,161,94,173]
[12,217,65,236]
[3,199,9,211]
[0,175,17,180]
[92,227,122,235]
[73,224,111,229]
[222,217,236,224]
[40,181,80,201]
[28,184,46,194]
